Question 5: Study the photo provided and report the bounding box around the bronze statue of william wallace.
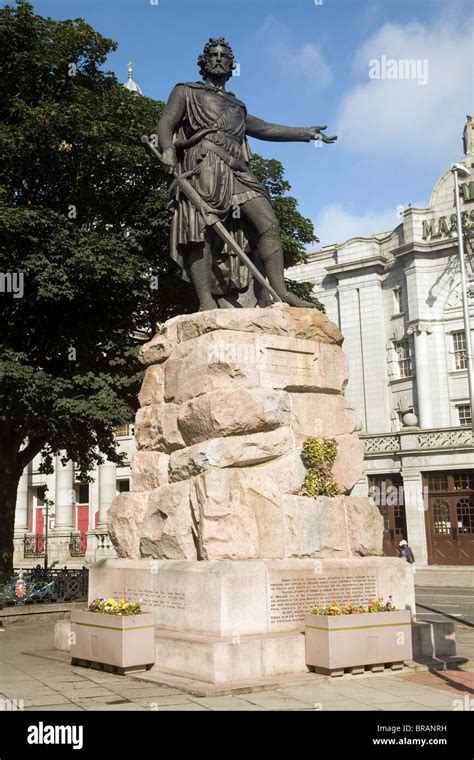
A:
[157,37,337,311]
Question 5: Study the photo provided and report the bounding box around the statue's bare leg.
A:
[240,196,315,308]
[186,242,218,311]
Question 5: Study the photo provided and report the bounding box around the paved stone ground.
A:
[1,619,473,712]
[415,567,474,589]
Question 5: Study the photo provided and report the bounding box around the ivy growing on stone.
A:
[299,437,339,498]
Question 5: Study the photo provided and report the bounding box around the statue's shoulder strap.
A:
[175,82,246,110]
[175,81,204,90]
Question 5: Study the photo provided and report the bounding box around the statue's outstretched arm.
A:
[245,114,337,144]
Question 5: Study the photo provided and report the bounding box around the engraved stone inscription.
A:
[111,588,186,611]
[269,575,377,625]
[263,347,315,377]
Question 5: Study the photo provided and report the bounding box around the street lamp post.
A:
[43,504,49,572]
[451,163,474,437]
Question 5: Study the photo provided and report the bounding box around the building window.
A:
[117,479,130,493]
[453,471,474,490]
[457,404,472,426]
[34,487,45,507]
[426,473,448,492]
[433,499,451,534]
[452,331,467,370]
[457,497,474,534]
[393,338,412,378]
[115,423,134,437]
[76,484,89,504]
[393,287,403,314]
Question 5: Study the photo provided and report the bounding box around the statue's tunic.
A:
[165,82,269,287]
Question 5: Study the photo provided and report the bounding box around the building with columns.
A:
[288,116,474,567]
[13,428,135,568]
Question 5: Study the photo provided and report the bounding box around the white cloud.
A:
[336,16,473,163]
[314,203,404,247]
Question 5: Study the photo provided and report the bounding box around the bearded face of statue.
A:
[202,44,234,81]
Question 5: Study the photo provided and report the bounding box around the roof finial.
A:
[123,61,142,95]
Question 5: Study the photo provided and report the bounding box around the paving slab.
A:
[25,703,86,711]
[132,695,193,708]
[379,702,436,711]
[187,696,269,710]
[23,695,72,707]
[314,699,380,711]
[78,702,146,711]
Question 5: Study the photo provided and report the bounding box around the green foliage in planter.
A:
[300,437,339,497]
[88,597,143,615]
[310,598,396,615]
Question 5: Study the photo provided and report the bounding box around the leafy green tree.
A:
[250,155,324,309]
[0,0,181,578]
[0,1,321,578]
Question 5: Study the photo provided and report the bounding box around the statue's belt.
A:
[199,138,248,172]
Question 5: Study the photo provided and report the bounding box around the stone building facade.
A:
[288,117,474,566]
[13,430,134,569]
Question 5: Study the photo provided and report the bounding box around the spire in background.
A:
[123,61,142,95]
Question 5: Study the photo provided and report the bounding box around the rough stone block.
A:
[140,481,196,560]
[173,304,343,345]
[344,497,385,556]
[164,330,346,404]
[130,451,169,492]
[108,492,150,559]
[138,364,165,407]
[332,434,365,493]
[135,403,184,452]
[290,392,356,440]
[169,426,295,481]
[191,469,260,560]
[177,388,291,445]
[138,334,173,366]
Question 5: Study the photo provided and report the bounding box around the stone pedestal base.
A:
[90,557,415,684]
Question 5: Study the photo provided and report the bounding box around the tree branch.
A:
[18,436,48,470]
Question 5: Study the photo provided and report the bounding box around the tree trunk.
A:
[0,434,47,582]
[0,451,22,582]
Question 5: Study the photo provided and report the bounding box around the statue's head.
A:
[198,37,236,81]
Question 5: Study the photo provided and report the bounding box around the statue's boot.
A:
[278,291,316,308]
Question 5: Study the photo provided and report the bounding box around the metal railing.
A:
[23,534,46,558]
[361,425,474,455]
[69,532,87,557]
[0,567,88,606]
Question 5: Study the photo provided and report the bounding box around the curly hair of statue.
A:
[197,37,236,80]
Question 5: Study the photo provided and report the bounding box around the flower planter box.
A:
[70,610,155,675]
[304,610,412,675]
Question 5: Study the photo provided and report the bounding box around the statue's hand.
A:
[161,147,178,175]
[309,126,338,144]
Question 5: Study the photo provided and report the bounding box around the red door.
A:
[35,506,44,536]
[76,505,89,533]
[76,505,89,554]
[35,507,45,554]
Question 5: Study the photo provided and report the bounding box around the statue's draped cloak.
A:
[166,82,270,291]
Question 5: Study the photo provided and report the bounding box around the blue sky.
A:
[15,0,474,247]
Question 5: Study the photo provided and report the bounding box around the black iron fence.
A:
[23,532,89,559]
[23,534,46,558]
[0,567,88,606]
[69,532,87,557]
